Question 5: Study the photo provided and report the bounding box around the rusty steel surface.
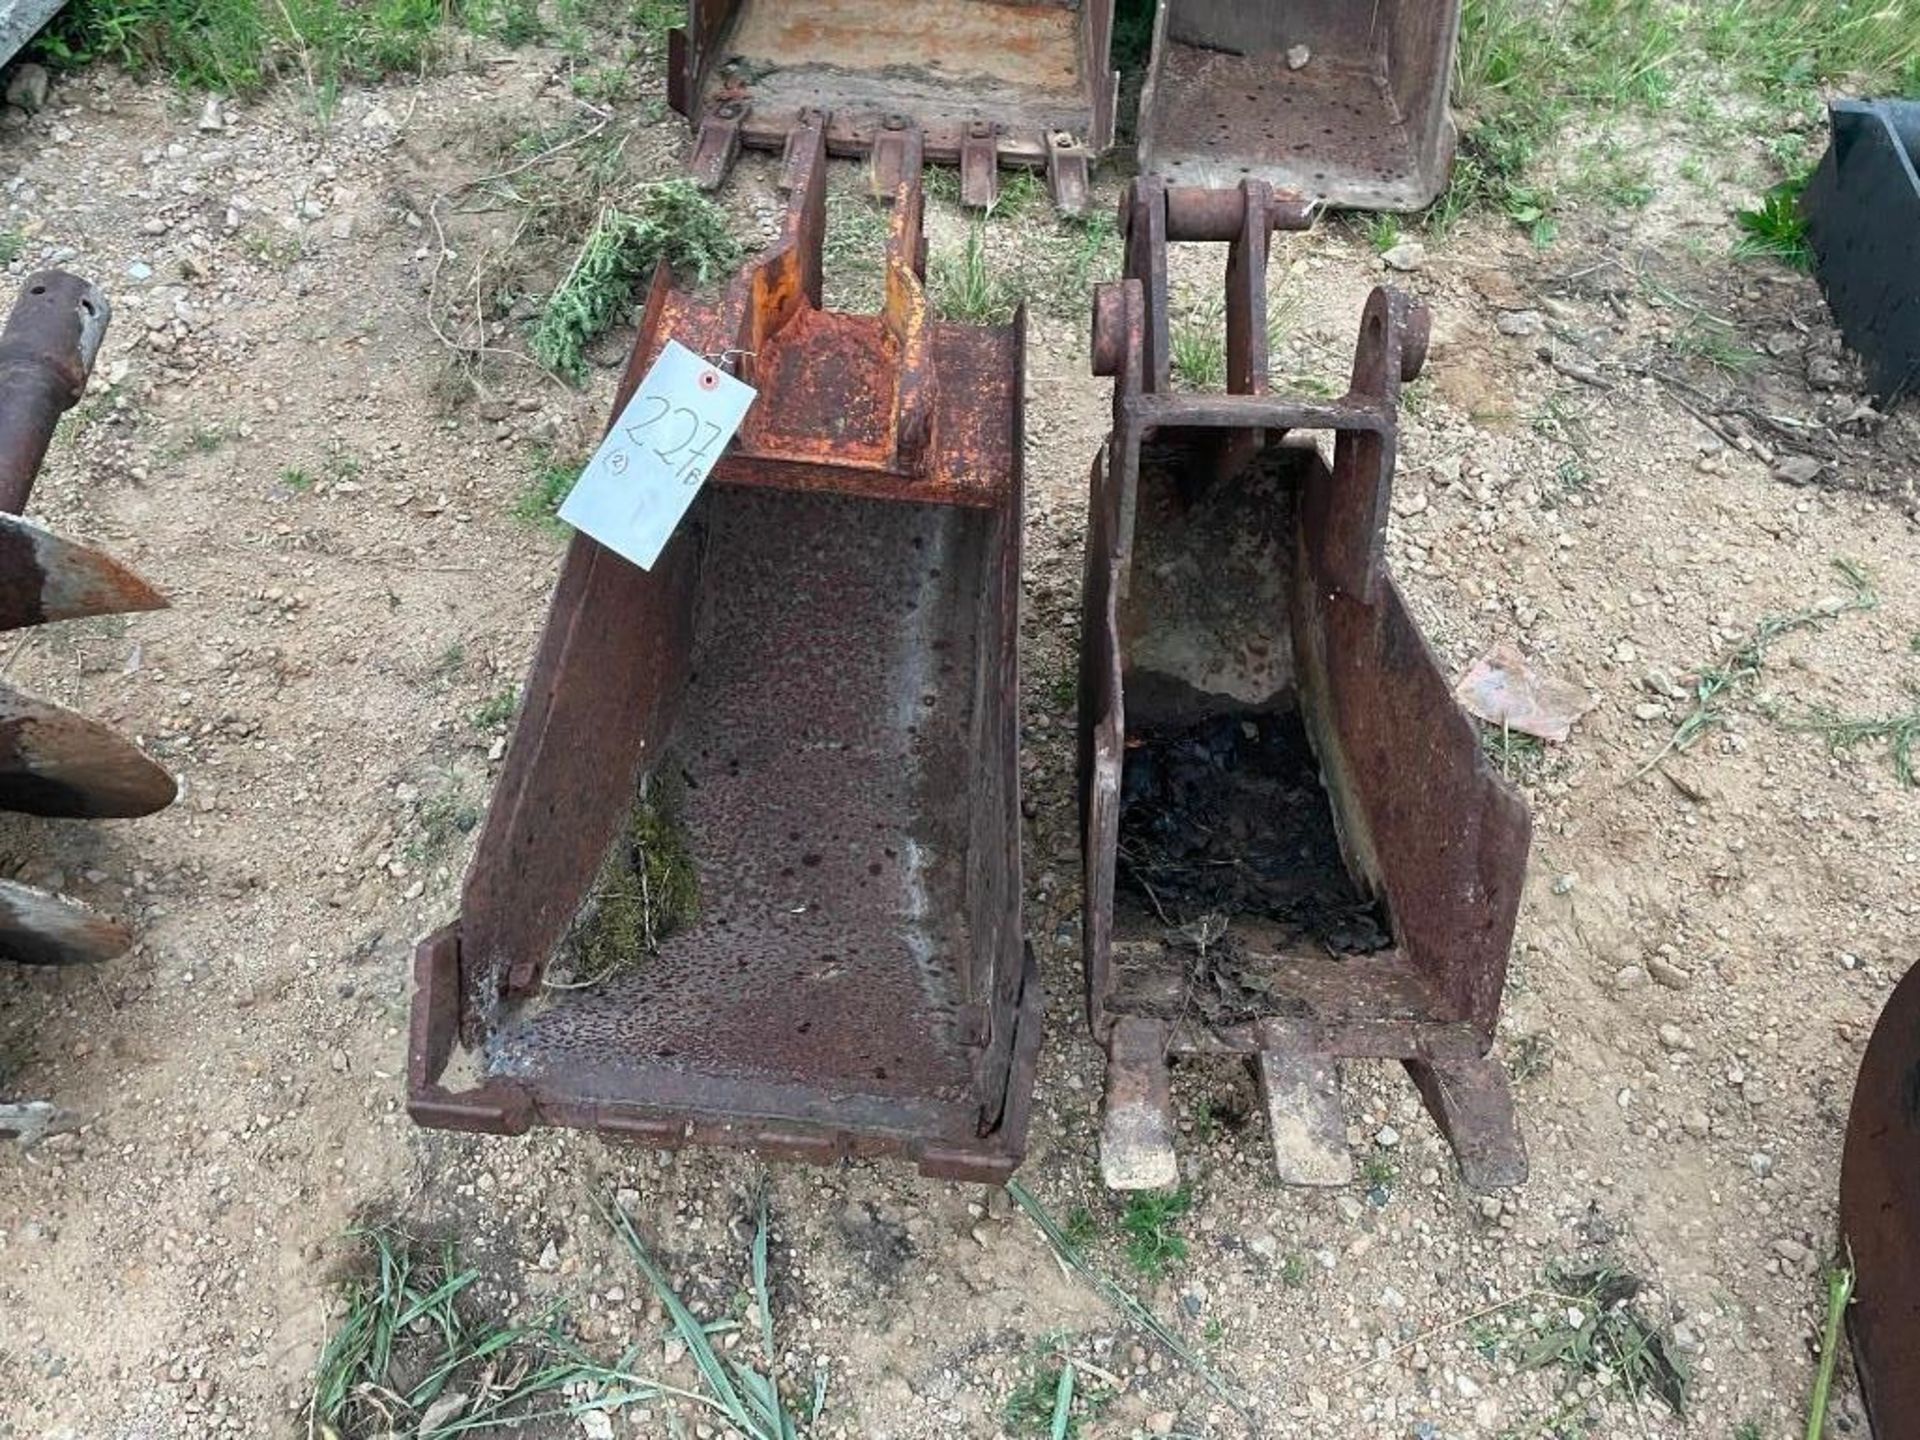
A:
[0,271,172,984]
[409,123,1038,1181]
[1137,0,1462,211]
[669,0,1111,211]
[0,271,109,514]
[1842,960,1920,1437]
[0,512,166,632]
[1078,178,1531,1192]
[0,877,132,967]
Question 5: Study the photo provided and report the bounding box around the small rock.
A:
[1286,44,1311,69]
[1145,1413,1177,1437]
[1683,1109,1710,1138]
[1648,957,1692,990]
[1615,964,1648,990]
[1496,309,1545,337]
[1771,455,1823,486]
[537,1239,559,1271]
[361,104,397,130]
[1657,1023,1688,1051]
[1807,353,1846,390]
[1633,702,1666,721]
[197,96,226,133]
[5,63,50,115]
[1456,1373,1482,1399]
[1552,873,1576,895]
[1380,240,1427,273]
[576,1410,614,1440]
[1478,1195,1503,1221]
[1772,1238,1812,1268]
[1249,1232,1279,1260]
[125,261,153,282]
[1749,1151,1774,1179]
[1376,1125,1400,1148]
[1765,330,1802,357]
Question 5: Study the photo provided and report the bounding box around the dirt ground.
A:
[2,29,1918,1440]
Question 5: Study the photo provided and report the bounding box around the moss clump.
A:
[561,770,699,983]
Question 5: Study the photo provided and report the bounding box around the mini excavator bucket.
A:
[1840,961,1920,1437]
[409,122,1039,1180]
[1079,178,1531,1192]
[0,272,175,1136]
[667,0,1115,212]
[1137,0,1464,210]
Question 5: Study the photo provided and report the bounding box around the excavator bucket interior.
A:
[0,271,176,1136]
[1137,0,1464,210]
[409,122,1039,1180]
[1079,178,1531,1192]
[667,0,1115,212]
[1841,960,1920,1436]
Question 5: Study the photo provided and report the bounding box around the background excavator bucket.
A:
[0,271,175,974]
[1137,0,1463,210]
[409,123,1039,1181]
[1079,179,1530,1192]
[1841,960,1920,1435]
[667,0,1115,212]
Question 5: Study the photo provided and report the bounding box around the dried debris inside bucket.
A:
[549,767,700,988]
[1114,708,1390,1026]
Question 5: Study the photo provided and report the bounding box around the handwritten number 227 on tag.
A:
[559,340,757,571]
[609,391,724,493]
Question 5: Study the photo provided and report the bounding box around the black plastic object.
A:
[1804,99,1920,407]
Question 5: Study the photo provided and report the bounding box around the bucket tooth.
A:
[1255,1045,1352,1188]
[0,513,166,631]
[0,1101,59,1144]
[0,877,133,967]
[0,680,177,819]
[1100,1018,1179,1192]
[666,0,1117,204]
[410,124,1037,1180]
[1080,181,1531,1193]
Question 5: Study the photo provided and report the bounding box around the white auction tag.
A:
[558,339,757,571]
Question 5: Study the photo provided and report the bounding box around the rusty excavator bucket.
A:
[1078,178,1531,1192]
[0,271,175,1137]
[1137,0,1464,210]
[667,0,1115,212]
[1841,961,1920,1436]
[409,121,1038,1179]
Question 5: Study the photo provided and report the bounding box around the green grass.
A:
[472,686,518,729]
[531,184,739,382]
[410,770,480,861]
[1734,177,1814,271]
[1003,1336,1108,1439]
[1062,1207,1098,1249]
[1279,1253,1310,1289]
[37,0,450,97]
[603,1192,805,1440]
[278,466,314,492]
[1118,1186,1192,1279]
[1670,315,1760,373]
[561,771,701,983]
[1640,559,1877,776]
[1170,310,1226,391]
[930,222,1011,325]
[1525,1264,1688,1420]
[311,1227,675,1436]
[1008,1180,1247,1417]
[0,230,23,266]
[1789,691,1920,786]
[515,450,583,530]
[1362,214,1403,254]
[1481,720,1545,780]
[1360,1155,1398,1190]
[1436,0,1920,242]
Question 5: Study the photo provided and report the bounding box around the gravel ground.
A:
[1,32,1917,1440]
